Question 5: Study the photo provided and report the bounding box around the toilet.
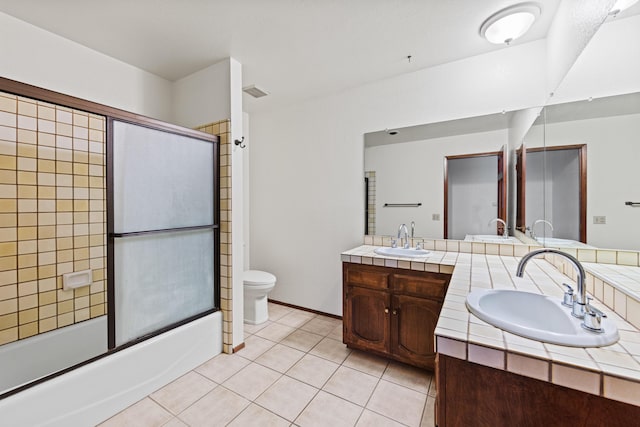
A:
[243,270,277,324]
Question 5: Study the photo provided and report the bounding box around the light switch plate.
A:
[432,214,440,221]
[593,216,606,224]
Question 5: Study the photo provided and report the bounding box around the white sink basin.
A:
[374,247,431,258]
[466,289,619,347]
[536,237,594,248]
[464,234,522,244]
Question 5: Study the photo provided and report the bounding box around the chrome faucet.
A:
[488,218,508,237]
[516,248,587,319]
[397,223,410,249]
[530,219,553,240]
[411,221,415,238]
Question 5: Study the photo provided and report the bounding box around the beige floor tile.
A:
[255,375,319,421]
[300,316,340,336]
[244,320,272,335]
[286,353,340,388]
[281,329,324,352]
[295,390,363,427]
[236,334,276,360]
[256,343,306,373]
[276,310,316,328]
[367,380,426,427]
[150,371,216,415]
[99,397,172,427]
[420,396,436,427]
[268,302,293,321]
[323,366,379,406]
[227,403,290,427]
[382,362,432,394]
[256,322,297,342]
[223,362,282,401]
[161,418,188,427]
[327,323,343,341]
[356,409,405,427]
[195,352,250,383]
[309,336,352,364]
[178,387,249,426]
[343,350,389,378]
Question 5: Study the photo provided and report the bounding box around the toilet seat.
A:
[244,270,276,286]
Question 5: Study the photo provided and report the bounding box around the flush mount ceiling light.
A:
[609,0,639,16]
[480,2,541,45]
[242,85,269,98]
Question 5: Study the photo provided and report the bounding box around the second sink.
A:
[466,289,619,347]
[374,247,431,258]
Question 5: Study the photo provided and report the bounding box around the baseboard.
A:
[268,299,342,320]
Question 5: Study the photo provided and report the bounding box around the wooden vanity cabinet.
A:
[343,262,451,370]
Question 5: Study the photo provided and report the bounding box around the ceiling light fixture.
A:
[609,0,639,16]
[243,85,269,98]
[480,2,541,45]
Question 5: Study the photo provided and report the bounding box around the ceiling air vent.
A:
[243,85,269,98]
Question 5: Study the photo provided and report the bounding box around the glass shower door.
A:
[109,119,218,347]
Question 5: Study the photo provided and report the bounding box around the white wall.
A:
[0,12,172,121]
[549,150,580,240]
[250,41,546,315]
[447,156,498,240]
[552,13,640,104]
[365,129,507,238]
[545,0,615,96]
[171,59,232,128]
[228,58,245,348]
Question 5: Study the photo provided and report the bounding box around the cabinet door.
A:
[391,294,441,369]
[344,285,390,354]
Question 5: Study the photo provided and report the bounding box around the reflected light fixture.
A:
[480,2,541,45]
[609,0,639,16]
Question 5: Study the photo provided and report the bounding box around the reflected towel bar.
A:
[625,201,640,207]
[384,203,422,207]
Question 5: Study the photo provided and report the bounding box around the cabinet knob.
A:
[392,309,398,315]
[384,308,389,314]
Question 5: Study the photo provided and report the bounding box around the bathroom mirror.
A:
[364,112,513,239]
[533,9,640,251]
[539,92,640,251]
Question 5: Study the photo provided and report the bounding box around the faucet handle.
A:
[561,283,574,307]
[582,296,607,333]
[391,238,397,248]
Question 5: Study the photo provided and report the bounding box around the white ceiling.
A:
[0,0,563,113]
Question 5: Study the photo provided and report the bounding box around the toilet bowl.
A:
[243,270,276,324]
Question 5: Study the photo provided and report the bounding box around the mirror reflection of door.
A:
[516,145,526,233]
[519,145,587,243]
[444,150,506,239]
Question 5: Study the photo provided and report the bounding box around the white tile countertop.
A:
[341,244,640,408]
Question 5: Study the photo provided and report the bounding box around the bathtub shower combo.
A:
[0,84,221,427]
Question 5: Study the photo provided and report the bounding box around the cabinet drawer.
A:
[392,273,448,299]
[344,264,389,290]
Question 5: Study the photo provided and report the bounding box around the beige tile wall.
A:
[0,91,107,346]
[194,119,233,354]
[364,171,376,235]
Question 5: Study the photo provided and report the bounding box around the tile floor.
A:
[100,303,436,427]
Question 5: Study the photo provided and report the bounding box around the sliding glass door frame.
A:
[106,117,220,350]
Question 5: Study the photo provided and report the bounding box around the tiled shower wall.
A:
[0,91,107,346]
[365,171,376,235]
[195,119,233,354]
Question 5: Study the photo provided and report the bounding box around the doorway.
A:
[517,144,587,242]
[444,150,506,239]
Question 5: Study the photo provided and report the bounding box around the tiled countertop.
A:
[341,245,640,408]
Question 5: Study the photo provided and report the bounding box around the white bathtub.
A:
[0,317,108,394]
[0,311,222,427]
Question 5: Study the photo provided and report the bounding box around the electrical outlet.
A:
[593,216,606,224]
[432,214,440,221]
